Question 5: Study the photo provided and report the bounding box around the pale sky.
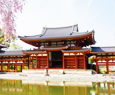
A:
[16,0,115,49]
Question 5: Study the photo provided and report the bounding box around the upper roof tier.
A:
[19,24,94,40]
[18,24,96,47]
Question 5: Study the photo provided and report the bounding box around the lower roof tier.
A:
[91,46,115,54]
[0,46,115,57]
[0,48,91,57]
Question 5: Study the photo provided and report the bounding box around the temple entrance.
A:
[49,51,62,68]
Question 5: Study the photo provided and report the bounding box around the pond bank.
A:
[0,72,115,82]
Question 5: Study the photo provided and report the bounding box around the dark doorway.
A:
[49,51,62,68]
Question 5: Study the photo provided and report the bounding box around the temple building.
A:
[0,24,115,74]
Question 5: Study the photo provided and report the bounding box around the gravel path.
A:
[0,73,115,82]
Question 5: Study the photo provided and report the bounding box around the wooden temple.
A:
[0,24,115,74]
[18,24,95,70]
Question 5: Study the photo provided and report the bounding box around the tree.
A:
[0,28,16,46]
[0,0,25,43]
[7,41,22,50]
[88,57,95,64]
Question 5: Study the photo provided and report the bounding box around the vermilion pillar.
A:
[23,60,24,69]
[96,55,98,74]
[83,53,86,69]
[1,61,3,72]
[15,61,17,72]
[106,55,109,74]
[38,58,40,68]
[8,61,10,72]
[75,53,78,69]
[32,57,33,69]
[47,52,49,67]
[29,56,31,69]
[36,55,37,69]
[63,53,65,69]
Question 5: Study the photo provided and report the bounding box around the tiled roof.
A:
[0,50,25,56]
[18,24,94,40]
[91,47,115,53]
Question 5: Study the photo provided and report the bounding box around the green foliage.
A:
[10,66,14,70]
[17,66,21,71]
[100,68,107,74]
[0,29,5,43]
[3,66,7,70]
[88,57,95,64]
[24,66,28,69]
[0,28,16,47]
[33,60,36,68]
[8,42,22,50]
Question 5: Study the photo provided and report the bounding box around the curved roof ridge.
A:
[44,24,78,29]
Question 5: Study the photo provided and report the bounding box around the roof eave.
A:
[23,51,47,54]
[0,54,26,57]
[19,31,94,42]
[62,49,91,53]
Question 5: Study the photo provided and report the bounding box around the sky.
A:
[16,0,115,50]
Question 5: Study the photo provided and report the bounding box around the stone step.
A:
[22,69,95,75]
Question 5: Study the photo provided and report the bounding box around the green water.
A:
[0,79,115,95]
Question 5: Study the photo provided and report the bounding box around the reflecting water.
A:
[0,79,115,95]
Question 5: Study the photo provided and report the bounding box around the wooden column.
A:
[8,61,10,72]
[83,53,86,69]
[75,53,78,69]
[15,60,17,72]
[29,56,31,69]
[63,53,65,69]
[96,55,98,74]
[32,57,33,69]
[23,60,25,69]
[36,55,37,69]
[1,61,3,72]
[47,52,49,67]
[38,57,40,68]
[106,55,109,74]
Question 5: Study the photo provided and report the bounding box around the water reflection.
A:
[0,79,115,95]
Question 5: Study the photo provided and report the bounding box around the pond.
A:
[0,79,115,95]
